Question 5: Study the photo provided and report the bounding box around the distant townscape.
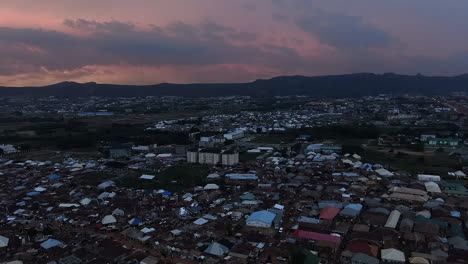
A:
[2,73,468,98]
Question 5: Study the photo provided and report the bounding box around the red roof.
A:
[345,240,377,257]
[293,230,342,244]
[319,206,340,220]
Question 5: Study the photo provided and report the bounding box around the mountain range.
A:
[1,73,468,98]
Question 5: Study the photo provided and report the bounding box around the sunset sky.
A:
[1,0,467,86]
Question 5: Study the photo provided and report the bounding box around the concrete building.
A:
[199,149,221,165]
[187,150,199,163]
[187,148,239,166]
[224,130,244,140]
[221,150,239,166]
[110,146,131,159]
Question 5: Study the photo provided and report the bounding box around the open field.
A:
[117,164,213,192]
[361,149,460,175]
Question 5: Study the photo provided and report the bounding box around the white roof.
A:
[0,235,9,247]
[274,204,285,210]
[193,218,209,225]
[140,174,156,180]
[141,227,156,233]
[417,174,441,181]
[207,173,220,179]
[157,153,172,158]
[384,210,401,229]
[424,181,442,193]
[98,180,115,189]
[381,248,405,262]
[416,210,431,218]
[72,163,83,168]
[204,183,220,190]
[375,168,394,176]
[59,203,80,208]
[113,208,125,216]
[34,186,47,192]
[204,242,229,256]
[102,215,117,224]
[80,198,92,205]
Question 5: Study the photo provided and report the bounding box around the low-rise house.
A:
[246,210,276,228]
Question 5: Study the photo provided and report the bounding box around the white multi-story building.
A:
[221,152,239,166]
[187,148,239,166]
[187,150,199,163]
[224,130,244,140]
[199,151,221,165]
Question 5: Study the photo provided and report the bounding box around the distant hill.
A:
[1,73,468,98]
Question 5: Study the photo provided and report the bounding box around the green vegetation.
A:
[2,118,191,150]
[361,150,460,175]
[254,133,297,144]
[118,164,212,192]
[290,248,319,264]
[254,124,380,144]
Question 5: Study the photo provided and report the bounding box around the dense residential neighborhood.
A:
[2,94,468,263]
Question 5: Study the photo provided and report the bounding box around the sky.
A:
[1,0,468,86]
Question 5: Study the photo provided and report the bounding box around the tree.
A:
[27,228,38,241]
[42,226,54,236]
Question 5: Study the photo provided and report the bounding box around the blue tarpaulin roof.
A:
[48,174,60,180]
[162,191,172,196]
[129,218,143,225]
[26,192,40,196]
[343,172,359,177]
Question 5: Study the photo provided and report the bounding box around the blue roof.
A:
[48,174,60,180]
[130,218,143,225]
[318,200,343,209]
[345,203,363,212]
[26,191,40,196]
[247,210,276,224]
[226,174,258,180]
[360,163,372,169]
[162,191,172,196]
[40,239,62,249]
[451,211,461,218]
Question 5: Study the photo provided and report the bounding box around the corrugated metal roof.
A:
[293,230,341,244]
[319,206,340,220]
[384,210,401,228]
[424,181,441,193]
[246,210,276,224]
